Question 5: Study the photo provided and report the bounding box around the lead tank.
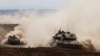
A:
[50,29,82,49]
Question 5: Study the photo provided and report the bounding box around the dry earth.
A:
[0,24,100,56]
[0,47,100,56]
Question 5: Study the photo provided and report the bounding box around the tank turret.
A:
[53,30,77,41]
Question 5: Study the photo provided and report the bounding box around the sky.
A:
[0,0,69,9]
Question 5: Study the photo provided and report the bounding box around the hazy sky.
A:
[0,0,69,9]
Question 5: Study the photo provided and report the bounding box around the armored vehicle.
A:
[8,35,20,45]
[50,29,82,49]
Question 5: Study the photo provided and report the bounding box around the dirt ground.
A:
[0,47,100,56]
[0,24,100,56]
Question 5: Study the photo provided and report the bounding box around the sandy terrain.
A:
[0,24,100,56]
[0,47,100,56]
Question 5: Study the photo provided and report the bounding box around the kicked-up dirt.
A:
[0,24,18,43]
[0,24,100,56]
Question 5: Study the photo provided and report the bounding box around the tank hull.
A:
[53,36,76,40]
[57,43,82,49]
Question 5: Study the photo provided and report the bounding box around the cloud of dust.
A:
[1,0,100,50]
[67,0,100,50]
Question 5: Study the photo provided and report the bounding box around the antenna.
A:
[60,27,61,31]
[67,18,69,32]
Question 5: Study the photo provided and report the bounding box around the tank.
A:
[8,35,20,45]
[50,29,82,49]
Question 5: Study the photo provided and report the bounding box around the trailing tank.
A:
[8,35,20,45]
[50,29,82,49]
